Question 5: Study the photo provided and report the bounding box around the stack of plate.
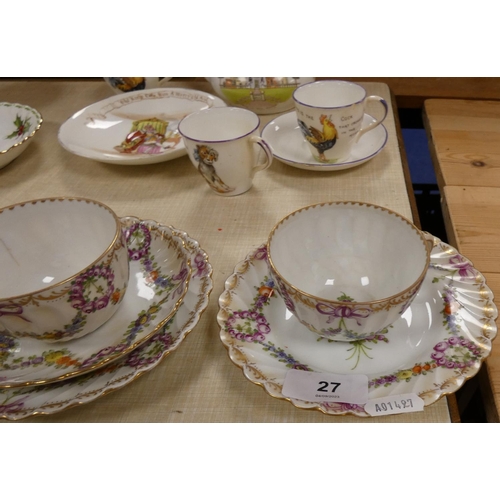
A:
[0,220,212,420]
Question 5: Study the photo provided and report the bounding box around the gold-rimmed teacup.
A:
[0,197,129,342]
[266,201,432,341]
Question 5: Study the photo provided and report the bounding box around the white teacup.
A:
[293,80,388,163]
[178,107,273,196]
[0,198,130,342]
[103,77,172,93]
[267,201,432,342]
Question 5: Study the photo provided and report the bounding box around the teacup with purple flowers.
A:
[0,198,130,342]
[267,201,432,341]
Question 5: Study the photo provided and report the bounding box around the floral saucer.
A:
[58,88,226,165]
[218,235,498,417]
[0,228,212,420]
[0,218,191,388]
[261,111,388,172]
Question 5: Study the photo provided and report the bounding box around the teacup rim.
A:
[266,200,432,307]
[0,196,123,302]
[293,80,367,110]
[178,106,260,144]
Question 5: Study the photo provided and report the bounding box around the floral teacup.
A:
[0,198,129,342]
[267,201,432,341]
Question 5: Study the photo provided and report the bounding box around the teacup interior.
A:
[178,107,259,142]
[269,203,428,302]
[294,81,366,108]
[0,200,118,297]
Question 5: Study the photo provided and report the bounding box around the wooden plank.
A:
[442,186,500,273]
[424,99,500,189]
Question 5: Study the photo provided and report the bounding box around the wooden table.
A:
[0,79,456,422]
[424,99,500,422]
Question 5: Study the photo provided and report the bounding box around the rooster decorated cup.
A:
[293,80,388,163]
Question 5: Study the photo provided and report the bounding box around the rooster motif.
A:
[298,114,337,162]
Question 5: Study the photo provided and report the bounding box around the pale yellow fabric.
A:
[0,79,451,422]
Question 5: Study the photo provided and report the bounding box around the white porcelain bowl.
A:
[0,198,130,342]
[0,102,43,169]
[267,201,432,341]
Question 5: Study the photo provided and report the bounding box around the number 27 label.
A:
[317,381,341,393]
[282,370,369,405]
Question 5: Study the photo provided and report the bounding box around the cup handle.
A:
[357,95,389,141]
[250,136,273,172]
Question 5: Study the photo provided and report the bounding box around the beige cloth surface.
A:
[0,79,451,422]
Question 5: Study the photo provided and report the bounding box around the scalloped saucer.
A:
[0,228,212,420]
[0,218,191,388]
[218,235,498,417]
[261,111,388,171]
[58,88,226,165]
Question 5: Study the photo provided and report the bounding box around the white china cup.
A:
[267,201,432,342]
[0,198,130,342]
[178,107,273,196]
[293,80,388,163]
[103,77,172,93]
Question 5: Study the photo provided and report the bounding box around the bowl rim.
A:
[266,200,432,307]
[0,102,43,155]
[0,197,123,301]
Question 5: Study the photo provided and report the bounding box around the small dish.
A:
[0,218,191,388]
[0,102,43,169]
[261,111,387,171]
[218,235,497,417]
[58,88,226,165]
[0,227,212,420]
